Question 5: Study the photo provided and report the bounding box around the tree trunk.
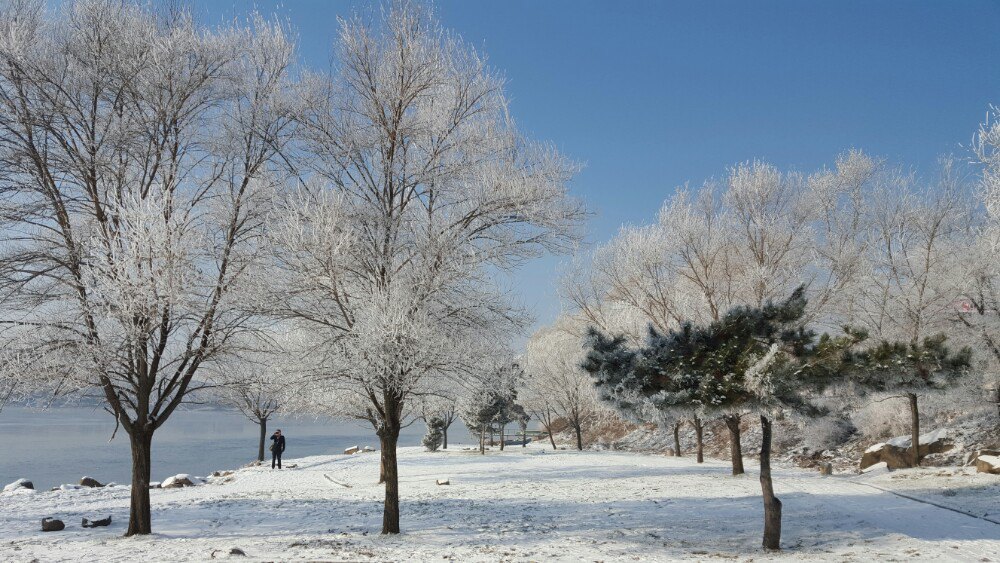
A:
[479,424,486,455]
[574,422,583,451]
[672,421,682,457]
[546,407,557,450]
[378,426,401,534]
[499,424,506,451]
[693,416,704,464]
[126,429,153,536]
[442,423,448,450]
[759,415,782,550]
[378,456,386,484]
[907,392,920,468]
[724,414,745,475]
[257,417,267,462]
[489,426,494,446]
[521,424,527,447]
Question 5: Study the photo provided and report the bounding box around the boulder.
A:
[859,429,953,470]
[975,453,1000,475]
[41,518,65,532]
[344,446,360,455]
[436,478,450,485]
[362,446,375,453]
[161,474,196,488]
[82,516,112,528]
[3,478,33,492]
[79,476,103,488]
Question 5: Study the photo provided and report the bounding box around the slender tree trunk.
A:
[489,426,495,446]
[693,416,704,464]
[546,407,557,450]
[672,421,682,457]
[378,425,401,534]
[499,424,506,451]
[480,424,486,455]
[126,429,153,536]
[724,414,745,475]
[442,422,449,450]
[257,417,267,462]
[574,421,583,451]
[907,392,920,468]
[759,415,782,550]
[521,424,527,447]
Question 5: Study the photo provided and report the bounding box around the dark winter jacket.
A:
[270,434,286,453]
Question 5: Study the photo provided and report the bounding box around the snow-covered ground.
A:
[2,445,999,562]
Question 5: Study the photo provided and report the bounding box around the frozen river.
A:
[0,405,424,490]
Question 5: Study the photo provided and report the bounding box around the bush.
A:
[422,416,446,452]
[801,415,856,451]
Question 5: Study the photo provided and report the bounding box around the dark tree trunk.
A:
[672,421,682,457]
[574,422,583,451]
[759,415,782,550]
[126,429,153,536]
[546,407,557,450]
[442,423,449,450]
[257,417,267,462]
[724,414,745,475]
[378,426,400,534]
[499,424,506,451]
[378,456,386,484]
[479,424,486,455]
[521,424,527,447]
[489,426,495,446]
[693,416,704,464]
[907,392,920,468]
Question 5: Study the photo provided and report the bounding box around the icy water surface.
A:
[0,405,424,489]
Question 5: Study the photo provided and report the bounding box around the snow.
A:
[1,445,998,561]
[872,428,951,450]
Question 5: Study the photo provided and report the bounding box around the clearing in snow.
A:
[1,445,998,562]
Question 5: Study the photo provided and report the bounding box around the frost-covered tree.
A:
[848,162,978,457]
[0,1,295,535]
[461,360,521,454]
[523,315,611,451]
[583,288,859,550]
[271,4,582,533]
[965,107,1000,418]
[214,342,300,463]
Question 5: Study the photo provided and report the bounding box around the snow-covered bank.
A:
[2,445,998,562]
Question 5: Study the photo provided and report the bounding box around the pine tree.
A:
[849,334,971,467]
[422,417,446,452]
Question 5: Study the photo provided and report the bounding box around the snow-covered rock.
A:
[344,446,359,455]
[860,428,953,470]
[3,478,33,492]
[975,453,1000,475]
[161,474,196,488]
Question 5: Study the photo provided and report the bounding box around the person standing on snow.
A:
[270,429,286,469]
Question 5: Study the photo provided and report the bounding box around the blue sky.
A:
[191,0,1000,339]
